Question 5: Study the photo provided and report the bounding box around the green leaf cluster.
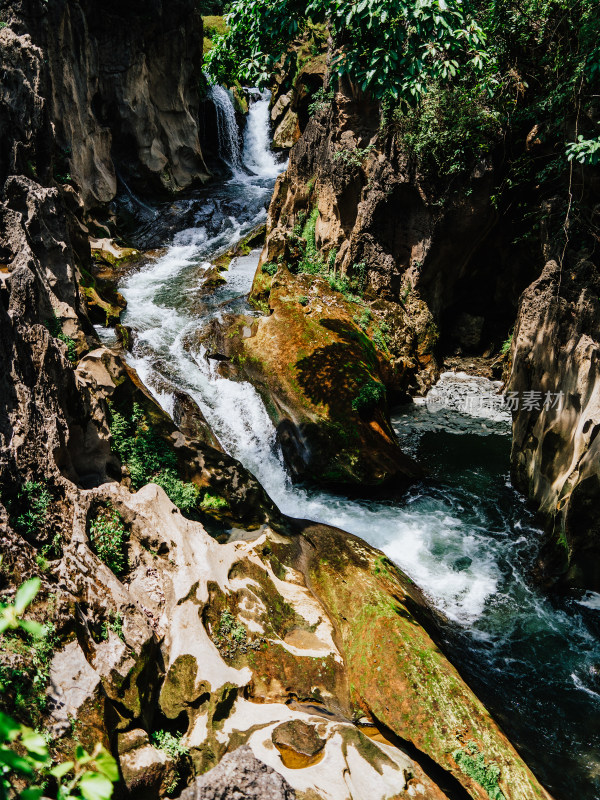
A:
[0,582,118,800]
[205,0,488,103]
[88,506,128,576]
[351,379,386,413]
[109,404,200,513]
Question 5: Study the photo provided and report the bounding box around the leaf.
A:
[20,730,49,759]
[19,620,45,639]
[14,579,41,614]
[0,713,22,743]
[20,787,44,800]
[50,761,75,779]
[0,747,36,776]
[79,772,115,800]
[93,750,119,783]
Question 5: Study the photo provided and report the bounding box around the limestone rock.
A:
[118,730,174,799]
[509,258,600,590]
[177,746,295,800]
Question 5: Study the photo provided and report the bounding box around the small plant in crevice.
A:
[210,609,263,660]
[453,742,506,800]
[109,403,200,514]
[101,610,124,642]
[88,504,128,577]
[333,144,375,169]
[200,492,228,512]
[261,260,277,276]
[500,333,513,356]
[352,380,386,414]
[298,294,309,306]
[151,731,189,794]
[13,481,52,540]
[45,313,77,362]
[308,86,334,116]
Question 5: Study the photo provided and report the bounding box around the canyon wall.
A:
[261,77,600,591]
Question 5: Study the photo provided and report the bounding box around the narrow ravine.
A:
[105,90,600,800]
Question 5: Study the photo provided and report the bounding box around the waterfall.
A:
[209,85,242,172]
[242,89,283,178]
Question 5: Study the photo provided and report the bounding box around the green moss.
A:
[453,743,507,800]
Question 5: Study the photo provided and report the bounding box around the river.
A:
[101,88,600,800]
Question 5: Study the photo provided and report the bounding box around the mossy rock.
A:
[225,267,422,489]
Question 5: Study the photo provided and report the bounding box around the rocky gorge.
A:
[0,3,599,800]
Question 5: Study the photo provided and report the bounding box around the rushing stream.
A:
[104,89,600,800]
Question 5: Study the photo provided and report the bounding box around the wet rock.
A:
[271,720,325,758]
[177,746,295,800]
[223,268,422,490]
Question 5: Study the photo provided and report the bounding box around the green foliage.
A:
[391,83,501,179]
[199,492,228,511]
[500,333,513,356]
[261,261,278,276]
[353,308,373,332]
[88,506,128,577]
[109,404,200,514]
[0,583,117,800]
[333,145,375,168]
[0,580,56,725]
[453,743,506,800]
[13,484,51,541]
[298,295,309,306]
[101,611,124,643]
[45,314,77,363]
[205,0,488,103]
[352,380,386,413]
[0,580,43,638]
[308,86,334,116]
[154,471,200,514]
[566,135,600,166]
[151,732,189,794]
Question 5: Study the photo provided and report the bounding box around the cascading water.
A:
[242,89,283,178]
[106,93,600,800]
[209,84,243,172]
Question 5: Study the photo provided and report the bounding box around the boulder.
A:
[177,746,295,800]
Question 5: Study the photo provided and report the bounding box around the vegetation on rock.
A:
[109,403,200,513]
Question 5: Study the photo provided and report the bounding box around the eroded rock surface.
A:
[509,258,600,590]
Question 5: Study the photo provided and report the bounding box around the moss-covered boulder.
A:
[221,266,421,490]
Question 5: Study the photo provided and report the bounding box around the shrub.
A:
[352,380,386,413]
[200,492,228,511]
[89,505,128,576]
[109,403,200,514]
[151,731,189,793]
[14,482,51,539]
[262,261,277,276]
[45,313,77,362]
